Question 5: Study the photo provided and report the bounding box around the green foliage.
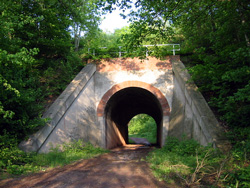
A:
[41,49,84,97]
[226,127,250,162]
[147,137,250,187]
[0,48,45,139]
[180,1,250,130]
[128,114,156,143]
[80,27,130,58]
[225,165,250,188]
[0,134,34,175]
[0,0,95,142]
[0,1,99,179]
[188,47,250,129]
[33,140,108,168]
[102,0,250,135]
[82,24,177,59]
[147,137,224,186]
[0,139,108,177]
[162,137,201,156]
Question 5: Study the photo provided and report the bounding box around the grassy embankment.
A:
[129,113,250,187]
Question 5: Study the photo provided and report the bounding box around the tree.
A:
[70,0,100,51]
[0,0,103,140]
[102,0,250,134]
[80,26,131,57]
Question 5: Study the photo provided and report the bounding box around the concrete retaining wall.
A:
[169,57,228,150]
[19,64,98,153]
[19,56,229,153]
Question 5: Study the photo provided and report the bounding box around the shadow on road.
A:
[0,145,168,188]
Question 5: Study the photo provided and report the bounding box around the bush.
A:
[0,133,35,175]
[225,165,250,188]
[0,48,45,140]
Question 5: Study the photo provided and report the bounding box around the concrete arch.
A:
[97,81,170,117]
[97,81,170,149]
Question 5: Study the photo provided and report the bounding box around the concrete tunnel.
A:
[104,87,163,149]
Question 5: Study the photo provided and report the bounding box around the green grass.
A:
[0,140,108,178]
[32,141,108,168]
[128,114,157,144]
[127,113,250,187]
[147,137,226,187]
[146,137,250,187]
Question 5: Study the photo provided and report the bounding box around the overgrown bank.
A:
[147,137,250,188]
[129,114,250,187]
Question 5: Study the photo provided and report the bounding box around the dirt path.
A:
[0,145,168,188]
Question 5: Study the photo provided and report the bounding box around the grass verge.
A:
[146,137,250,187]
[0,140,108,179]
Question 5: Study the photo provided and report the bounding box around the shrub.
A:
[225,165,250,188]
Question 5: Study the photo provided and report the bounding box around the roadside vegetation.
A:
[147,137,250,188]
[1,0,250,186]
[0,139,108,179]
[128,115,250,187]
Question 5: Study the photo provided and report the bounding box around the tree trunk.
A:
[74,23,81,51]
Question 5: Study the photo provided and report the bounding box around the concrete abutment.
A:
[19,56,229,153]
[99,84,169,149]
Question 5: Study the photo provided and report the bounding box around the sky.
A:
[99,8,131,33]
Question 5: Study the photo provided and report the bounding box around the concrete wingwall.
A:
[19,63,100,153]
[169,56,228,150]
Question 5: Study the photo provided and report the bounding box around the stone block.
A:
[172,70,185,92]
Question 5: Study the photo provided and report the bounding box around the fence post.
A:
[119,46,122,58]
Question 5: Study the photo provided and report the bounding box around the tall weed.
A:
[147,137,224,187]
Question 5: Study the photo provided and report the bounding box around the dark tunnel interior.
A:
[104,87,163,149]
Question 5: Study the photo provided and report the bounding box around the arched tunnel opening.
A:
[104,87,163,149]
[128,114,157,145]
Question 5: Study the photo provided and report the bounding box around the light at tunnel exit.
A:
[128,114,157,145]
